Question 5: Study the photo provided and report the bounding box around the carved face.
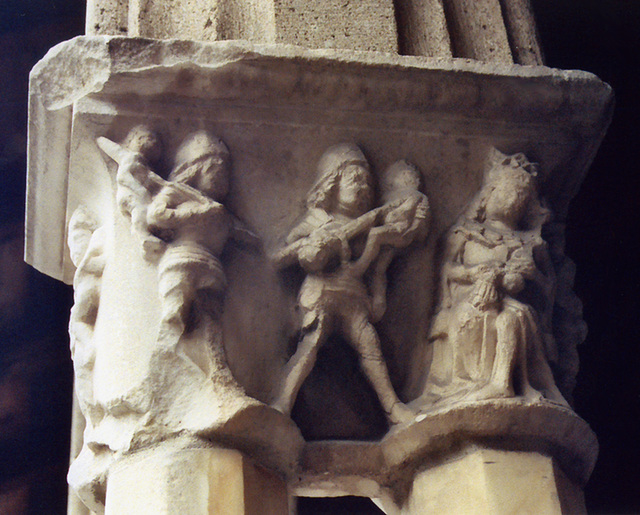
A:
[484,169,534,227]
[381,160,421,202]
[336,164,373,217]
[195,156,230,200]
[170,154,230,201]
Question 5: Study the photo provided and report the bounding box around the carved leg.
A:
[272,314,329,415]
[157,268,192,335]
[487,310,519,396]
[464,309,519,401]
[369,247,395,322]
[344,312,414,424]
[525,317,568,405]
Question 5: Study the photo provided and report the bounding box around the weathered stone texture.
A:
[87,0,398,52]
[85,0,544,62]
[442,0,512,62]
[500,0,544,65]
[86,0,128,35]
[270,0,397,52]
[395,0,452,57]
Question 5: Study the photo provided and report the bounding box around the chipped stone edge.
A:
[295,399,597,499]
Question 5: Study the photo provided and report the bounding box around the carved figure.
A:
[272,144,418,424]
[97,130,237,332]
[69,129,270,511]
[353,160,431,321]
[149,134,231,333]
[99,125,166,259]
[424,149,566,405]
[67,209,108,506]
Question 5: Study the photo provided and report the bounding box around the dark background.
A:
[0,1,638,513]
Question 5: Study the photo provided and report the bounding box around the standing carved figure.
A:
[149,134,231,336]
[424,149,566,405]
[271,144,415,424]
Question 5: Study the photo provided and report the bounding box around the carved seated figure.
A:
[271,144,417,424]
[423,149,567,406]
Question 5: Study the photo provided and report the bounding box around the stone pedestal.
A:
[404,448,585,514]
[105,442,289,515]
[297,400,596,513]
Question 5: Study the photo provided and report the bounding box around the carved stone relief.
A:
[25,38,613,510]
[270,144,431,424]
[67,127,301,512]
[420,149,569,407]
[64,124,596,510]
[64,131,594,512]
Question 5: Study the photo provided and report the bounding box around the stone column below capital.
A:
[401,447,586,515]
[105,442,290,515]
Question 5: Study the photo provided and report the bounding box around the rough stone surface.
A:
[270,0,397,52]
[499,0,544,65]
[395,0,452,57]
[86,0,128,37]
[87,0,398,52]
[84,1,544,63]
[443,0,513,62]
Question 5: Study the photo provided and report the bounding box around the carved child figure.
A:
[424,149,566,406]
[353,160,431,321]
[97,125,165,259]
[272,144,414,424]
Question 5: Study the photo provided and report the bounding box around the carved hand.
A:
[298,229,346,273]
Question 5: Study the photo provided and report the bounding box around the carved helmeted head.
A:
[170,131,231,201]
[471,148,545,229]
[306,143,374,218]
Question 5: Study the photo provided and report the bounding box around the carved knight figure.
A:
[423,149,567,406]
[98,129,238,365]
[271,144,430,425]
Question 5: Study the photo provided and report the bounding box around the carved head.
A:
[473,149,542,228]
[381,160,422,202]
[170,131,231,201]
[123,125,162,165]
[306,143,374,217]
